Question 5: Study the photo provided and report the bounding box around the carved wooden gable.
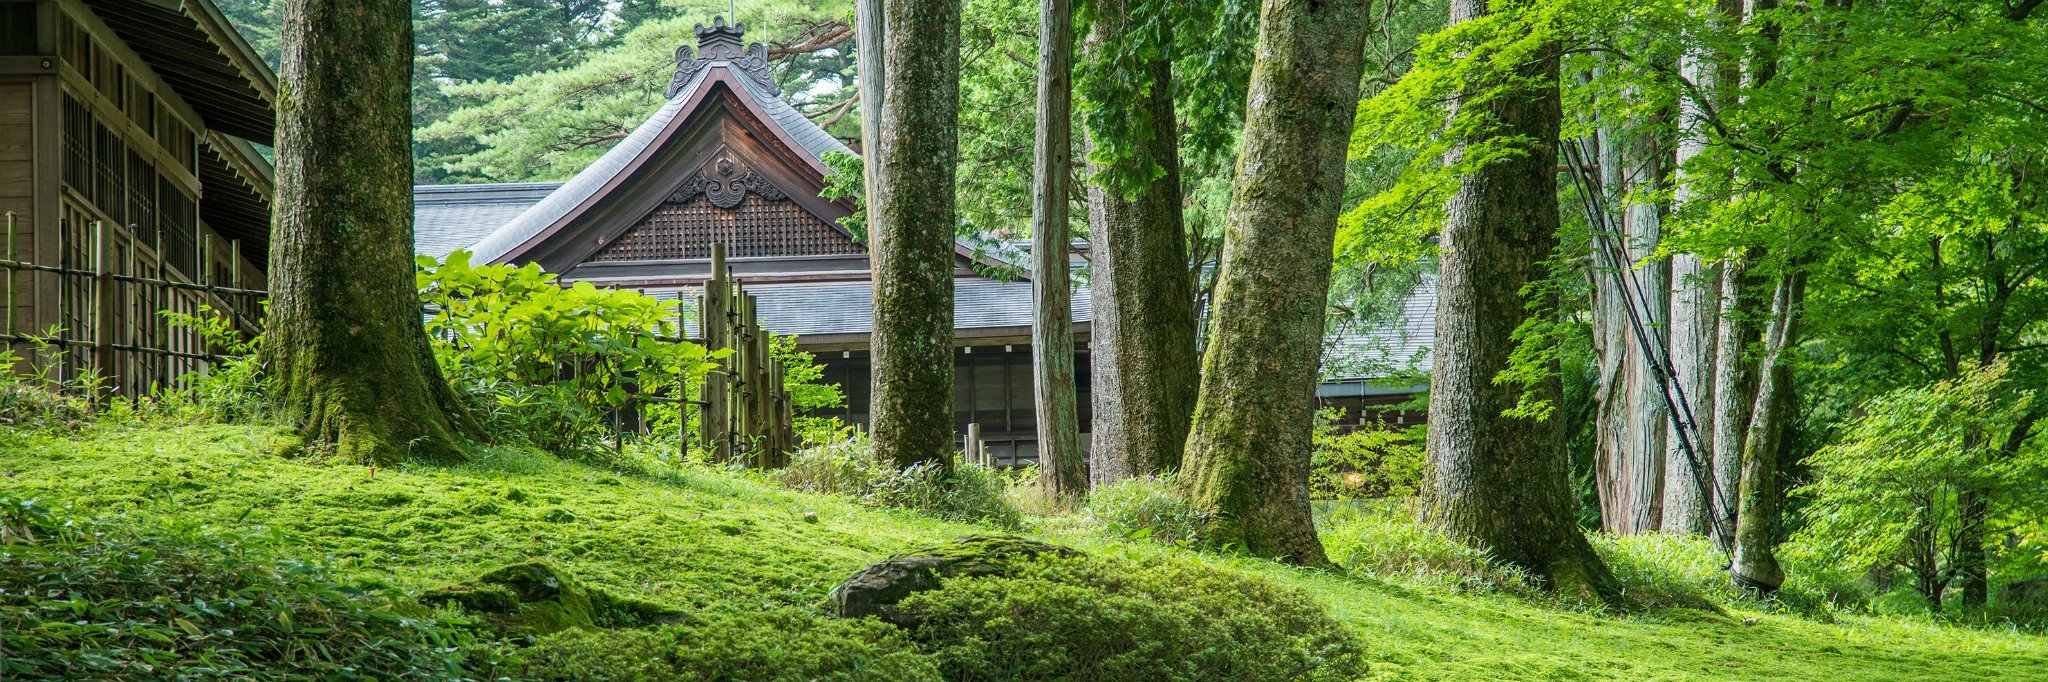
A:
[592,148,861,262]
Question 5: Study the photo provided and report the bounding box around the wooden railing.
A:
[1,211,264,398]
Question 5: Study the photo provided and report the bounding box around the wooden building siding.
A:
[0,80,35,344]
[0,0,273,390]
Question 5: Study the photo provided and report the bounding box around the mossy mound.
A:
[419,561,684,635]
[900,553,1369,681]
[828,534,1081,626]
[508,608,943,682]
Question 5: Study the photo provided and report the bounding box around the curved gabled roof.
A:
[468,20,857,267]
[465,74,701,264]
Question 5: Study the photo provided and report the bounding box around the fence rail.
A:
[2,212,263,398]
[2,218,793,467]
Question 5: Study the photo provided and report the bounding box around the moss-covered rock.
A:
[419,561,684,635]
[828,534,1080,626]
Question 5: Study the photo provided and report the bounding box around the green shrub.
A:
[1788,361,2046,611]
[0,340,98,430]
[0,497,480,680]
[509,607,942,681]
[418,251,720,457]
[1319,500,1535,595]
[869,461,1022,529]
[900,554,1367,681]
[778,431,893,495]
[152,305,271,423]
[1083,473,1208,547]
[1311,408,1425,500]
[778,434,1022,529]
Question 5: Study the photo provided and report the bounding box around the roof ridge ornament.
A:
[666,15,781,99]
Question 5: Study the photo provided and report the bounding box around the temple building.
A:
[413,18,1088,463]
[412,17,1434,461]
[0,0,274,392]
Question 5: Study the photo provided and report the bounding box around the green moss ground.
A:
[5,422,2044,681]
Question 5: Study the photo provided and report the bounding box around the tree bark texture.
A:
[1083,0,1197,486]
[1031,0,1085,501]
[1730,269,1804,594]
[1177,0,1369,566]
[269,0,475,465]
[1591,120,1669,535]
[1425,0,1619,603]
[1708,253,1761,548]
[855,0,885,169]
[1663,255,1716,535]
[869,0,960,469]
[1663,0,1743,541]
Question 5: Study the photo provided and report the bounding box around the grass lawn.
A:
[4,422,2043,680]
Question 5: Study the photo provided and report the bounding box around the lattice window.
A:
[93,120,123,225]
[126,150,155,234]
[61,94,92,195]
[593,194,862,262]
[159,177,196,277]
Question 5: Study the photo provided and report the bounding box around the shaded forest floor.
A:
[5,422,2044,680]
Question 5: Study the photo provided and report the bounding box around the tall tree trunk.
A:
[1425,0,1620,603]
[270,0,474,465]
[1178,0,1369,565]
[1627,128,1672,535]
[855,0,885,160]
[1083,1,1197,485]
[1730,268,1804,594]
[869,0,960,469]
[1664,255,1715,535]
[1590,219,1630,531]
[1591,117,1670,535]
[1709,253,1762,548]
[1031,0,1085,501]
[1665,0,1742,539]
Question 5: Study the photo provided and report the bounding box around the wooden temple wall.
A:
[0,0,267,397]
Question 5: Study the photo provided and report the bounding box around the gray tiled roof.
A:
[1323,276,1436,380]
[414,183,559,258]
[462,62,854,265]
[735,68,854,161]
[641,277,1093,338]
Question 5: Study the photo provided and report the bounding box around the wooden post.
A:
[92,221,115,398]
[5,212,15,339]
[124,226,138,399]
[777,382,796,466]
[734,290,756,464]
[227,238,243,333]
[752,327,773,468]
[703,243,731,463]
[153,226,167,391]
[966,422,982,467]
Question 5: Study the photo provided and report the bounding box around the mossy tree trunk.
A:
[1709,252,1763,549]
[1424,0,1621,603]
[1030,0,1085,501]
[1729,269,1804,594]
[268,0,475,465]
[1082,0,1197,486]
[1177,0,1369,566]
[868,0,960,470]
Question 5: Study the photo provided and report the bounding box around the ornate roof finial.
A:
[667,15,781,99]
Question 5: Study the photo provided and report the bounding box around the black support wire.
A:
[1558,139,1735,544]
